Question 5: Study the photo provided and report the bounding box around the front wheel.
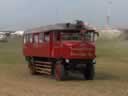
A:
[83,63,95,80]
[54,60,66,81]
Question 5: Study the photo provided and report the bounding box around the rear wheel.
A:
[54,60,66,81]
[28,58,38,75]
[83,63,95,80]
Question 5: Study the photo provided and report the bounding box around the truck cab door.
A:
[43,32,50,57]
[51,32,61,57]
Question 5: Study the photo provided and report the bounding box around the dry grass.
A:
[0,38,128,96]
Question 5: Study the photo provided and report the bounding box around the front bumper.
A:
[65,59,96,64]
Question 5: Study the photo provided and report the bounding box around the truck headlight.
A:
[65,59,70,63]
[92,59,96,64]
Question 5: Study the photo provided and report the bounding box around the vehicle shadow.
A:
[65,72,119,81]
[34,72,121,81]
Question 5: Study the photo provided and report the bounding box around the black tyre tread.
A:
[84,64,95,80]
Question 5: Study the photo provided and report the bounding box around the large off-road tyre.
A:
[28,58,38,75]
[54,60,66,81]
[83,63,95,80]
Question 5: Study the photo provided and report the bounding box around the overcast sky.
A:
[0,0,127,30]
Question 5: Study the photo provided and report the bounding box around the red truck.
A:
[23,21,98,80]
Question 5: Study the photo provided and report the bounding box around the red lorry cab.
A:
[23,21,98,80]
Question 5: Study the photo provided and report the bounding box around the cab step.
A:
[34,61,52,65]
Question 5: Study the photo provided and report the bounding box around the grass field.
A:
[0,38,24,64]
[0,38,128,96]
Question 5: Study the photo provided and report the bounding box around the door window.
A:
[39,33,44,43]
[44,32,50,42]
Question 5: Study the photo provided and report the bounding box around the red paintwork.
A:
[51,41,96,59]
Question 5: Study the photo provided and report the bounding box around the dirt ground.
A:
[0,61,128,96]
